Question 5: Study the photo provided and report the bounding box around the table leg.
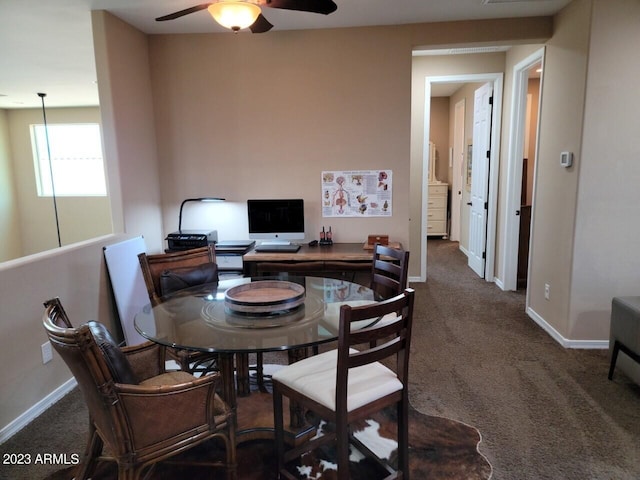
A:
[287,348,309,429]
[218,353,237,411]
[236,352,250,396]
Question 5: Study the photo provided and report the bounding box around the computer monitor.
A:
[247,199,305,244]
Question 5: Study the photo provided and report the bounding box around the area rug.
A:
[44,406,491,479]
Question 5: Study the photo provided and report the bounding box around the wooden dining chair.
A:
[272,288,415,480]
[138,246,220,375]
[43,297,237,480]
[370,243,410,299]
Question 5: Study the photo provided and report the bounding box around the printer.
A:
[166,230,218,251]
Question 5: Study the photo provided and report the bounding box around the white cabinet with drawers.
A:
[427,182,448,237]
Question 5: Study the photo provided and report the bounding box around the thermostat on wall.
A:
[560,151,573,168]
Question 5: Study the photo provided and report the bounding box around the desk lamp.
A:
[167,197,225,251]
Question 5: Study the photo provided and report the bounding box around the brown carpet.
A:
[410,239,640,480]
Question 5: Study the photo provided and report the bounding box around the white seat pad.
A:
[322,301,399,334]
[272,349,402,412]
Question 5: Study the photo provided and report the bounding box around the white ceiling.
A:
[0,0,570,109]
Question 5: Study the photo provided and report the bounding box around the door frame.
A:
[451,98,465,242]
[422,73,503,282]
[501,47,545,291]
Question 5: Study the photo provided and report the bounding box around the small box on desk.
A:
[364,234,389,250]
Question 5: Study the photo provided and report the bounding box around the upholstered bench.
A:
[608,296,640,380]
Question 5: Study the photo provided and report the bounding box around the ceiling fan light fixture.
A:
[208,1,261,32]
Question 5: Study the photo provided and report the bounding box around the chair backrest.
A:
[138,245,217,306]
[336,288,415,410]
[42,298,132,457]
[370,244,410,299]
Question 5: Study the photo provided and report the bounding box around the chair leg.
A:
[608,340,620,380]
[397,399,410,477]
[222,429,238,480]
[273,384,286,476]
[75,420,103,480]
[336,414,350,480]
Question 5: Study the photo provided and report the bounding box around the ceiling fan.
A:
[156,0,338,33]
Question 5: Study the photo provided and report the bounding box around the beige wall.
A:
[526,0,591,338]
[148,28,412,255]
[92,10,164,252]
[3,107,111,259]
[525,78,540,206]
[569,0,640,346]
[0,234,126,435]
[0,109,21,262]
[429,97,450,184]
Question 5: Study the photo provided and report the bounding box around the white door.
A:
[451,99,465,242]
[468,82,493,277]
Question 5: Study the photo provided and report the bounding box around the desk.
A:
[243,243,374,281]
[134,275,379,443]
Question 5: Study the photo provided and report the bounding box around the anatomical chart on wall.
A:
[321,170,392,217]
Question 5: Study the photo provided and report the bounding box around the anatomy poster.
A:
[321,170,392,217]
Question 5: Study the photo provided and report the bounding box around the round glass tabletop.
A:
[134,275,379,354]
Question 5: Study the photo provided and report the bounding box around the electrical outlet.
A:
[41,341,53,364]
[544,283,550,300]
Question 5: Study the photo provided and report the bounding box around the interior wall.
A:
[0,109,21,262]
[429,97,450,184]
[569,0,640,347]
[149,28,412,256]
[526,0,591,338]
[0,233,126,436]
[4,107,112,258]
[525,78,540,206]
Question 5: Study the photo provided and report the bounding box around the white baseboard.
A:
[527,307,609,349]
[0,377,77,445]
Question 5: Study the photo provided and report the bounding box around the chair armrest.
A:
[114,373,230,450]
[121,341,165,381]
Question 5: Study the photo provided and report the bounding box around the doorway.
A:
[501,47,545,292]
[421,73,503,283]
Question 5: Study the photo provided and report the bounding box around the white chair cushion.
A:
[322,301,396,334]
[272,349,403,412]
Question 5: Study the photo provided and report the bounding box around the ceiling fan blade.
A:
[265,0,337,15]
[250,14,274,33]
[156,3,213,21]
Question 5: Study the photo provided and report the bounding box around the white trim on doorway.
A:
[501,47,545,292]
[421,73,503,283]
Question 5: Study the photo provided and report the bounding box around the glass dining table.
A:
[134,274,379,443]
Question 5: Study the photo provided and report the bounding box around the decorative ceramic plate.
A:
[224,280,305,314]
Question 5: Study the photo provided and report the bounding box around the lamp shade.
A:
[178,197,225,232]
[208,1,261,32]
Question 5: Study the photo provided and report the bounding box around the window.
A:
[31,123,107,196]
